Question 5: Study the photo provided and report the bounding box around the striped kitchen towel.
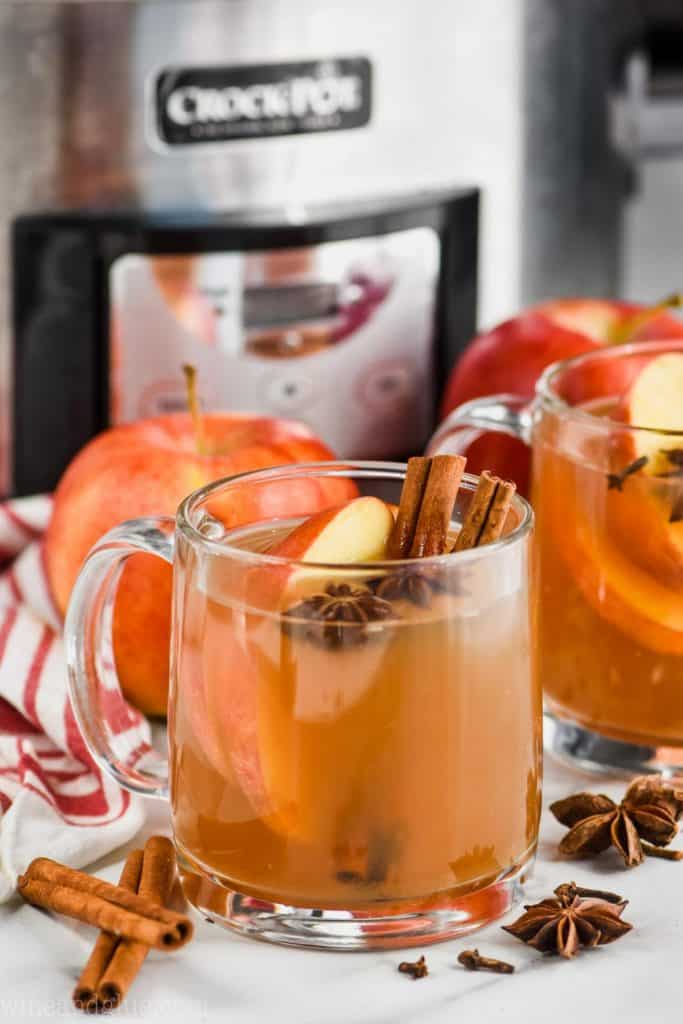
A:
[0,495,147,900]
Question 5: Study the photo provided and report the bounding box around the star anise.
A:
[282,583,396,649]
[368,568,466,608]
[502,882,633,958]
[550,775,683,867]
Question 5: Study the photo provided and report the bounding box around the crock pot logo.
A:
[156,58,371,145]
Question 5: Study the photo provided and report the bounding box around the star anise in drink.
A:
[550,775,683,867]
[503,882,633,958]
[282,583,396,649]
[368,568,467,608]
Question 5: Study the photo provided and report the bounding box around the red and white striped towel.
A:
[0,496,147,900]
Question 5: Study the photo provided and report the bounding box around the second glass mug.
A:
[65,461,540,950]
[431,340,683,775]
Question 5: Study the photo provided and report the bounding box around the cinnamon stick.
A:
[19,857,192,947]
[409,455,466,557]
[18,878,182,950]
[97,837,177,1010]
[453,470,498,551]
[386,457,431,558]
[453,472,516,550]
[478,478,516,545]
[73,849,143,1012]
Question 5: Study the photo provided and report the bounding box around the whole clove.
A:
[457,949,514,974]
[398,955,428,979]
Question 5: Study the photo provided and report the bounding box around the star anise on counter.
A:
[368,568,466,608]
[282,583,396,649]
[502,882,633,959]
[550,775,683,867]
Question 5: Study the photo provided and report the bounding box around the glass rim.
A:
[535,338,683,437]
[176,460,533,569]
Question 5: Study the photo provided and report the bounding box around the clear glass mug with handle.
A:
[429,341,683,775]
[65,460,540,950]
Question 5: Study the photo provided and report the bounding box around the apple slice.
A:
[609,352,683,585]
[243,497,394,842]
[273,495,395,564]
[540,471,683,655]
[622,352,683,473]
[251,496,395,612]
[568,514,683,656]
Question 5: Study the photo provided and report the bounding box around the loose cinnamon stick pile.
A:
[18,836,192,1013]
[387,456,516,559]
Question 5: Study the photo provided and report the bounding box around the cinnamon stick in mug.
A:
[478,478,516,545]
[409,455,466,557]
[453,472,516,550]
[453,470,498,551]
[73,849,144,1012]
[386,456,431,558]
[97,837,177,1010]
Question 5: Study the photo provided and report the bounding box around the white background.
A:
[0,755,679,1022]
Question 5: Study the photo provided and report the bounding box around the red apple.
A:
[45,412,355,716]
[441,299,683,495]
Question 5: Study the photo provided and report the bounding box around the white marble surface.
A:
[1,754,680,1023]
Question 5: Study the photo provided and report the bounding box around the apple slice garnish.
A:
[543,469,683,655]
[190,496,393,841]
[568,515,683,656]
[242,496,395,842]
[621,351,683,473]
[609,351,683,586]
[273,495,395,564]
[252,496,395,611]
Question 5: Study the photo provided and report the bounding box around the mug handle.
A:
[426,394,534,455]
[64,516,175,800]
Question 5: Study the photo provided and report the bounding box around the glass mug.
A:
[431,341,683,775]
[65,461,540,950]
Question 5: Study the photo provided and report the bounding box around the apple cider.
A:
[170,517,540,915]
[535,397,683,748]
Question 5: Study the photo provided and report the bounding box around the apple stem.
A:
[182,364,208,456]
[609,292,683,346]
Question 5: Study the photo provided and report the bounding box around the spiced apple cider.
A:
[168,458,540,944]
[536,349,683,753]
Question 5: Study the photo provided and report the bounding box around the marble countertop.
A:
[1,755,679,1023]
